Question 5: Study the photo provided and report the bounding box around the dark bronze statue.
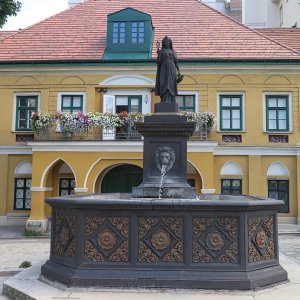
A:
[155,36,183,103]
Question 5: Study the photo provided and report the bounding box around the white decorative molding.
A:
[40,157,77,189]
[0,146,32,155]
[27,142,300,156]
[187,141,218,152]
[74,188,88,193]
[28,141,143,152]
[201,189,216,194]
[220,161,243,176]
[267,162,289,177]
[14,161,32,175]
[100,74,155,86]
[30,187,53,192]
[214,146,300,156]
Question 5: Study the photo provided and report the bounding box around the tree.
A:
[0,0,22,28]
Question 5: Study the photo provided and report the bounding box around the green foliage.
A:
[0,0,22,28]
[19,260,32,268]
[25,229,42,237]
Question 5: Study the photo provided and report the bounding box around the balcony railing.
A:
[33,124,211,141]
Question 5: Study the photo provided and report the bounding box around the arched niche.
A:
[15,76,40,85]
[100,74,155,86]
[180,75,198,85]
[264,75,291,85]
[218,75,244,85]
[59,76,86,85]
[14,161,32,175]
[220,162,243,176]
[267,162,289,177]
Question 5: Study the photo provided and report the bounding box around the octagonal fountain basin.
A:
[41,194,287,290]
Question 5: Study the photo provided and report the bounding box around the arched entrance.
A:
[187,161,202,193]
[101,164,143,193]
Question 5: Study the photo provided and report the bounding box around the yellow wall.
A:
[1,66,300,223]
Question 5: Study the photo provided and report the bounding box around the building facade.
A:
[0,0,300,232]
[243,0,300,28]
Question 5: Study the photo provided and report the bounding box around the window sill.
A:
[217,130,245,133]
[264,131,292,134]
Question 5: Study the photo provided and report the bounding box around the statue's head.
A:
[162,36,173,49]
[155,146,176,173]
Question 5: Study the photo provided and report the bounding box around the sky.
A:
[1,0,68,31]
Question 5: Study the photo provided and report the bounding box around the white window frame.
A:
[105,89,151,114]
[177,91,199,112]
[217,92,246,132]
[12,93,40,132]
[57,92,86,113]
[263,92,292,133]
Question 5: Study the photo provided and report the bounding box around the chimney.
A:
[68,0,84,8]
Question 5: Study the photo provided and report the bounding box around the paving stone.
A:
[1,231,300,299]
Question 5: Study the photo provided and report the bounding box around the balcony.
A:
[31,111,215,142]
[33,124,210,141]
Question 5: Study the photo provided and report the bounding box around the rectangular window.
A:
[221,179,242,195]
[14,178,31,210]
[113,22,126,44]
[59,178,76,196]
[115,95,142,113]
[219,95,242,131]
[176,95,195,112]
[268,180,289,213]
[131,22,144,44]
[61,95,83,113]
[266,95,289,131]
[16,95,38,131]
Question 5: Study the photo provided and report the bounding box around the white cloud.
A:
[1,0,68,31]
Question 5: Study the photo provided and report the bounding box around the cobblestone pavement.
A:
[279,234,300,265]
[0,235,299,299]
[0,238,50,299]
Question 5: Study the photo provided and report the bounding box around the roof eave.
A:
[1,58,300,66]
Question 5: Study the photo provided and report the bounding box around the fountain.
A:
[41,36,287,290]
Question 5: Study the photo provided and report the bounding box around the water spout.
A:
[158,164,167,199]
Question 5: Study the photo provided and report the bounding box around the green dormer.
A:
[103,8,154,60]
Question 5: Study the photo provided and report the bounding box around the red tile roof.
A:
[0,0,299,62]
[0,31,17,41]
[256,28,300,54]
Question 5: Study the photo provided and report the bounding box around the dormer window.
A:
[103,8,154,60]
[113,22,125,44]
[131,22,144,44]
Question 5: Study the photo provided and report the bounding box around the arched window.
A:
[267,162,290,213]
[220,162,243,195]
[14,161,32,210]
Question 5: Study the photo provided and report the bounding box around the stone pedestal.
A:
[132,113,196,198]
[154,103,178,113]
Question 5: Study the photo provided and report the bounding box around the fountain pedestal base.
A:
[41,194,287,290]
